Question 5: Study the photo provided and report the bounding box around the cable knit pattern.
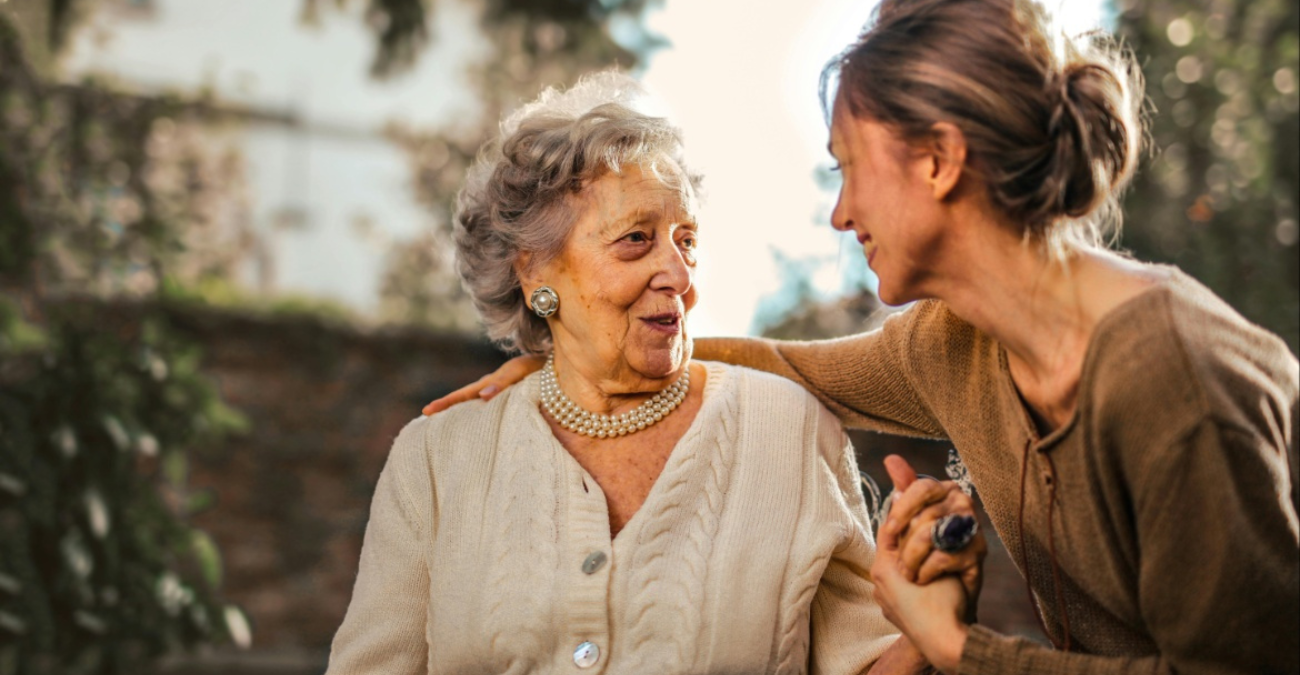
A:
[774,551,829,673]
[623,368,736,670]
[326,362,898,674]
[484,417,557,667]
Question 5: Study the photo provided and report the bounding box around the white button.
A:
[573,641,600,668]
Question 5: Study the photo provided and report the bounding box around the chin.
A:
[631,338,690,381]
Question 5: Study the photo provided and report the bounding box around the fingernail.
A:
[480,385,499,398]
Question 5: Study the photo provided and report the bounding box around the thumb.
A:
[883,454,918,493]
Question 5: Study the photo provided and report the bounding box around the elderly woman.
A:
[326,73,924,674]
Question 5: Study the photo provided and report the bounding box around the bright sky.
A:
[62,0,1107,337]
[640,0,1108,336]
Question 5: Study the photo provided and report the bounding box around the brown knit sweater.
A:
[700,268,1299,675]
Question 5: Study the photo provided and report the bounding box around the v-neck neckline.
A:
[521,361,729,548]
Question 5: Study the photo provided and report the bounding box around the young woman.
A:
[427,1,1299,673]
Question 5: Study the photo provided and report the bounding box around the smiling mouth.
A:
[642,313,682,332]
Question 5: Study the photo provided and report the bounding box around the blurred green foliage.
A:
[0,301,247,675]
[301,0,658,77]
[1,9,248,672]
[1116,0,1299,353]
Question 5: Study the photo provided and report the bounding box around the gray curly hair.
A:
[453,72,702,355]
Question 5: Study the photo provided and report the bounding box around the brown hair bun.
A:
[825,0,1145,254]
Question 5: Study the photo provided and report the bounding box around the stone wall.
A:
[152,304,505,673]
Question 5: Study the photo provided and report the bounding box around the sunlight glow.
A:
[643,0,1108,336]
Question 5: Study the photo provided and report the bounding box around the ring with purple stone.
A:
[931,513,979,554]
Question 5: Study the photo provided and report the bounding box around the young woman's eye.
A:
[830,163,842,173]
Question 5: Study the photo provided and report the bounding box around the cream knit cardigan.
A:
[326,362,898,674]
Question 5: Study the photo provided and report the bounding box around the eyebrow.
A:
[600,208,654,235]
[601,205,699,235]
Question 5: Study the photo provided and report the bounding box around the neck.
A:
[924,218,1157,428]
[550,350,686,416]
[941,236,1091,379]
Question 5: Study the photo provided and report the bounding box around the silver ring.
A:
[931,514,978,554]
[530,286,559,318]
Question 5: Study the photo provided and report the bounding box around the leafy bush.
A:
[1,10,249,673]
[0,300,248,675]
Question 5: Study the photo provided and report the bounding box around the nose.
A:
[650,239,694,297]
[830,189,852,232]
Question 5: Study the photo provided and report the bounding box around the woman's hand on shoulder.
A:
[422,354,545,415]
[877,455,987,606]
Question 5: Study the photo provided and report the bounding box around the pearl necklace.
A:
[539,354,690,438]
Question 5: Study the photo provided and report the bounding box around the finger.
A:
[896,487,980,574]
[481,355,545,400]
[878,455,920,549]
[423,382,486,415]
[961,555,985,603]
[422,355,545,415]
[896,509,943,579]
[881,477,950,543]
[915,532,986,581]
[914,550,967,586]
[892,479,963,531]
[883,454,918,493]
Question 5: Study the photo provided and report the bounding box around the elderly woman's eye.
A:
[680,235,697,250]
[624,231,650,244]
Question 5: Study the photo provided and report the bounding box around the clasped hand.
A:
[872,455,987,675]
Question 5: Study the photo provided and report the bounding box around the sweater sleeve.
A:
[807,403,902,674]
[695,306,945,438]
[960,417,1300,675]
[326,419,433,675]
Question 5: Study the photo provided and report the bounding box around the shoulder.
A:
[1087,269,1298,448]
[893,300,1003,408]
[705,360,834,418]
[390,380,531,469]
[702,361,849,455]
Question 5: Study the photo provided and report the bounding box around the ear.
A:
[925,122,967,201]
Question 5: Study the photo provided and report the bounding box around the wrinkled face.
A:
[829,99,947,305]
[529,162,699,384]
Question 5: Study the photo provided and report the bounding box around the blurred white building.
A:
[63,0,489,315]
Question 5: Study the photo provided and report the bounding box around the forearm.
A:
[959,625,1161,675]
[695,335,944,437]
[694,336,804,379]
